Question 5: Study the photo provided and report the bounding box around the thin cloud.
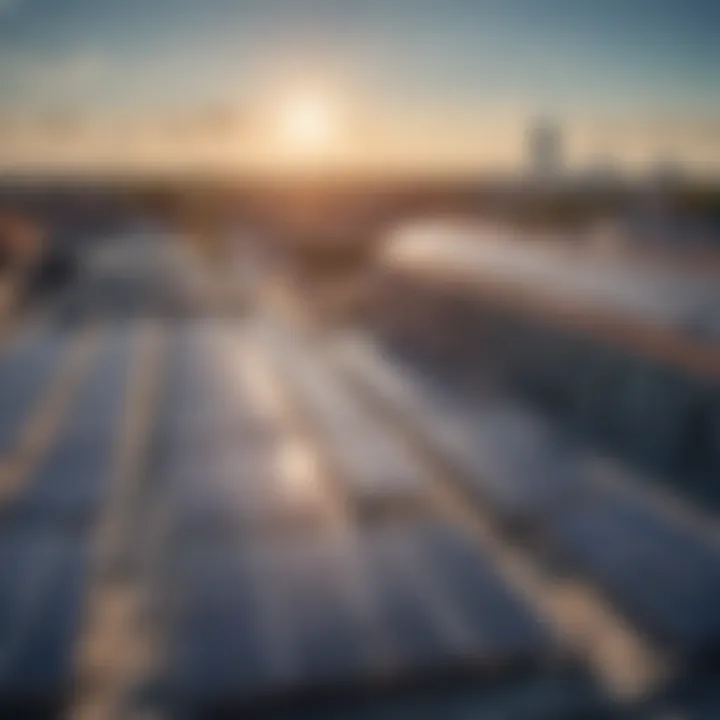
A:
[0,49,106,105]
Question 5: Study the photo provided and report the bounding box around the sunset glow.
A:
[277,92,338,158]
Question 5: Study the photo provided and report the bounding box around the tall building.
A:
[527,119,563,181]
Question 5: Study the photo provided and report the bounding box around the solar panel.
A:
[163,522,558,714]
[0,326,67,456]
[333,336,574,525]
[261,321,432,516]
[547,479,720,655]
[0,529,88,713]
[10,329,134,526]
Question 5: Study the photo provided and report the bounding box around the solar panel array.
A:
[0,314,717,718]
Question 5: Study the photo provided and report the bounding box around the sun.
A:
[278,91,337,154]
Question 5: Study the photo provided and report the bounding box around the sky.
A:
[0,0,719,175]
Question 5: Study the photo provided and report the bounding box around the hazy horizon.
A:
[1,0,719,177]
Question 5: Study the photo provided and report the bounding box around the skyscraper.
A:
[527,120,563,181]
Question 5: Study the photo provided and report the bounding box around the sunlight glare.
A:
[279,91,337,154]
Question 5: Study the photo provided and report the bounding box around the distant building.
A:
[579,155,624,191]
[527,120,563,182]
[646,157,684,192]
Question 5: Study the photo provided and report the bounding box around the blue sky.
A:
[1,0,719,172]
